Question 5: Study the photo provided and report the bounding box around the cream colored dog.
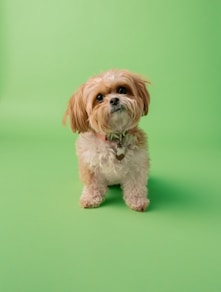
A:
[63,69,151,211]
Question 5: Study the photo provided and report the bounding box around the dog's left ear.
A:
[133,75,151,115]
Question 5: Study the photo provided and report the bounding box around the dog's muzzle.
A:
[110,97,123,113]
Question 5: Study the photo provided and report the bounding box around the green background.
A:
[1,1,221,291]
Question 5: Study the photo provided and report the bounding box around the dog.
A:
[63,69,151,211]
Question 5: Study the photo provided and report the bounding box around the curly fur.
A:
[64,69,151,212]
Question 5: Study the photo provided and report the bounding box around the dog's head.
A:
[63,69,150,134]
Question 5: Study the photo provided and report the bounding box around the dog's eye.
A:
[117,86,127,94]
[96,93,104,102]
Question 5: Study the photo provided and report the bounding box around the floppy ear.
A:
[133,75,151,115]
[63,85,90,133]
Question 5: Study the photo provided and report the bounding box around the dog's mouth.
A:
[111,105,124,114]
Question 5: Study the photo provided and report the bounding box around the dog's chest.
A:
[77,133,141,184]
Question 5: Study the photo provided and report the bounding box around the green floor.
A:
[1,1,221,292]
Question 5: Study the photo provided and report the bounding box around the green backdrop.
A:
[1,1,221,291]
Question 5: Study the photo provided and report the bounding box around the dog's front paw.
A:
[125,196,150,212]
[80,195,103,208]
[80,189,104,209]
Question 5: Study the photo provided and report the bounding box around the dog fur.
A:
[63,69,151,211]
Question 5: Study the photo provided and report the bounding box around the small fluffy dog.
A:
[63,69,151,211]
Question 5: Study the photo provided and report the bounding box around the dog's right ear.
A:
[63,85,90,133]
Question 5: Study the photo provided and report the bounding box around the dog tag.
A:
[116,143,125,160]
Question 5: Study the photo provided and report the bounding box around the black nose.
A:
[110,97,119,106]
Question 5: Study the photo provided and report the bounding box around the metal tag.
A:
[116,143,125,160]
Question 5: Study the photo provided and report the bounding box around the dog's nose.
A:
[110,97,120,106]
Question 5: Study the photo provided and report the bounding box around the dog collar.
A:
[96,131,127,161]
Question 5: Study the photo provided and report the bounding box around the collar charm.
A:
[106,132,127,161]
[116,142,126,160]
[98,131,130,161]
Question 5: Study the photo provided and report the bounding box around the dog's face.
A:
[64,69,150,134]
